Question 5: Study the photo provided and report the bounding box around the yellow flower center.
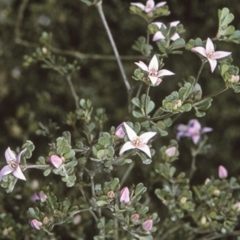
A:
[7,160,17,169]
[206,51,215,59]
[132,137,143,147]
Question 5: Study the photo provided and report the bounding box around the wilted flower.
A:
[218,165,228,179]
[115,123,125,139]
[192,38,231,72]
[135,55,174,85]
[120,187,130,203]
[119,123,156,158]
[142,219,153,231]
[131,0,166,14]
[177,119,212,144]
[165,146,177,157]
[31,191,47,202]
[229,75,239,83]
[152,21,180,41]
[49,155,64,168]
[30,219,42,230]
[0,147,27,181]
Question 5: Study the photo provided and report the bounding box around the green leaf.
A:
[132,97,141,108]
[169,38,185,50]
[133,110,144,118]
[221,13,234,26]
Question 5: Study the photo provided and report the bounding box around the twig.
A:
[96,1,131,93]
[120,162,135,186]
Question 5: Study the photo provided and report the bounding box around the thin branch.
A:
[120,162,135,186]
[96,1,131,93]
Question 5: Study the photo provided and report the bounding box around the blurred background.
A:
[0,0,240,188]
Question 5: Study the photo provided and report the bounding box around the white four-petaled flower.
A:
[0,147,27,181]
[131,0,166,13]
[119,123,156,158]
[135,55,174,85]
[192,38,231,72]
[152,21,180,41]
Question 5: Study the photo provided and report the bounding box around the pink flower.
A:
[135,55,174,85]
[165,146,177,157]
[115,123,125,139]
[30,219,42,230]
[119,123,156,158]
[120,187,130,203]
[49,155,63,168]
[0,147,27,181]
[131,0,166,13]
[177,119,212,144]
[218,165,228,179]
[192,38,231,72]
[152,21,180,41]
[142,219,153,231]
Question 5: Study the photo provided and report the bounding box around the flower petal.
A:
[140,132,156,144]
[148,76,158,85]
[130,3,145,10]
[201,127,212,134]
[5,147,16,162]
[135,61,149,72]
[16,148,27,164]
[207,58,217,72]
[188,119,201,131]
[152,31,165,41]
[206,38,214,52]
[120,187,130,203]
[170,21,180,27]
[13,166,26,180]
[158,69,175,77]
[152,22,165,29]
[192,47,207,57]
[0,165,13,181]
[155,1,166,8]
[192,135,200,144]
[148,55,159,71]
[119,141,136,155]
[137,144,152,158]
[123,123,137,141]
[213,51,231,59]
[171,33,180,41]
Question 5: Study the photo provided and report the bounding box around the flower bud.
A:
[115,123,125,139]
[165,146,177,157]
[30,219,42,230]
[218,165,228,179]
[120,187,130,203]
[43,217,50,225]
[107,190,115,199]
[131,214,140,222]
[233,202,240,211]
[204,178,211,185]
[142,219,153,232]
[180,197,187,204]
[49,155,63,168]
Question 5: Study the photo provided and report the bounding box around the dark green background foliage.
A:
[1,0,240,238]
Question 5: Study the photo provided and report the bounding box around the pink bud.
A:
[165,146,177,157]
[120,187,130,203]
[131,214,140,222]
[115,123,125,139]
[107,190,115,199]
[49,155,63,168]
[30,219,42,230]
[218,165,228,179]
[142,219,153,232]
